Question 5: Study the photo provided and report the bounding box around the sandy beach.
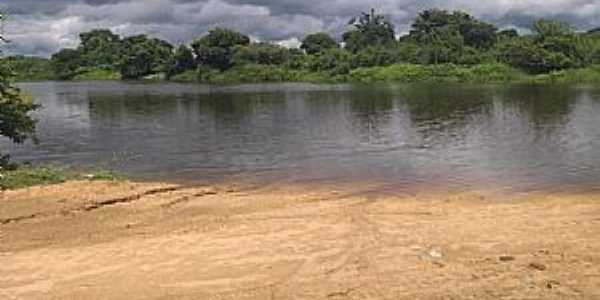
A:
[1,180,599,299]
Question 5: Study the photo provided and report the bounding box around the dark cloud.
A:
[1,0,599,57]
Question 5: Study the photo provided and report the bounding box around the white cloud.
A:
[2,0,599,57]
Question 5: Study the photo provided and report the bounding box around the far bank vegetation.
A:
[4,9,600,84]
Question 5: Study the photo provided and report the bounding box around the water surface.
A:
[4,81,600,192]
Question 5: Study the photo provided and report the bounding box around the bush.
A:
[207,64,292,84]
[170,70,199,82]
[1,56,55,81]
[0,166,68,190]
[530,65,600,83]
[233,43,292,66]
[73,67,121,80]
[307,49,353,75]
[497,37,576,74]
[0,166,121,190]
[349,63,524,83]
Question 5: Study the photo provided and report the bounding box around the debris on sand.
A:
[529,262,547,271]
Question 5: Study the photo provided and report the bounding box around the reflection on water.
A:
[4,81,600,192]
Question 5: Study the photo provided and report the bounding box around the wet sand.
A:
[1,180,599,299]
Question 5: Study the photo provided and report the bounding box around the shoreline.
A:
[13,63,600,85]
[2,180,599,299]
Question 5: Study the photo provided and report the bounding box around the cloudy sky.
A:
[2,0,600,57]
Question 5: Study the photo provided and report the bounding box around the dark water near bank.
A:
[4,81,600,192]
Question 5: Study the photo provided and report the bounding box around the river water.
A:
[4,81,600,192]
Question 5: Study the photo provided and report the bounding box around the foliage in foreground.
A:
[0,166,121,190]
[1,14,39,168]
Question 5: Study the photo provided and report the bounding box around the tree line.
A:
[7,8,600,82]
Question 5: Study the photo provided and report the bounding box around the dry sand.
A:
[1,180,599,299]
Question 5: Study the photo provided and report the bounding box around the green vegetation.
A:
[0,166,121,190]
[348,63,525,83]
[528,66,600,84]
[0,12,39,169]
[5,8,600,84]
[192,28,250,71]
[72,67,121,80]
[343,9,396,53]
[300,33,339,55]
[119,35,173,79]
[1,56,54,81]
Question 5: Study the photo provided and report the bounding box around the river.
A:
[4,81,600,193]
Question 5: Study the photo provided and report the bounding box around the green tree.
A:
[167,44,195,78]
[579,33,600,64]
[0,12,38,167]
[452,11,497,49]
[307,48,353,75]
[497,37,574,73]
[343,9,396,53]
[79,29,121,67]
[409,9,497,50]
[300,32,339,55]
[418,26,465,64]
[191,28,250,70]
[354,46,399,67]
[51,49,83,80]
[119,35,173,79]
[532,19,574,42]
[1,56,54,81]
[233,43,291,66]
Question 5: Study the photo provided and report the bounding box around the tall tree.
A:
[531,19,583,67]
[409,9,497,50]
[300,33,339,55]
[119,35,173,79]
[233,42,291,65]
[0,11,38,167]
[497,37,574,73]
[79,29,121,67]
[191,28,250,70]
[167,44,196,78]
[343,9,396,53]
[51,49,83,80]
[532,19,574,42]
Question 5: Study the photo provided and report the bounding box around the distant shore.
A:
[1,179,599,299]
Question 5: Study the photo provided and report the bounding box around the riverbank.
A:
[0,166,120,190]
[133,63,600,84]
[1,180,599,299]
[13,63,600,85]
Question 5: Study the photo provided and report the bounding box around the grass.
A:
[528,65,600,84]
[73,67,121,81]
[169,63,533,84]
[170,70,204,82]
[2,56,56,81]
[347,63,526,83]
[0,166,122,190]
[33,62,600,85]
[172,65,344,84]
